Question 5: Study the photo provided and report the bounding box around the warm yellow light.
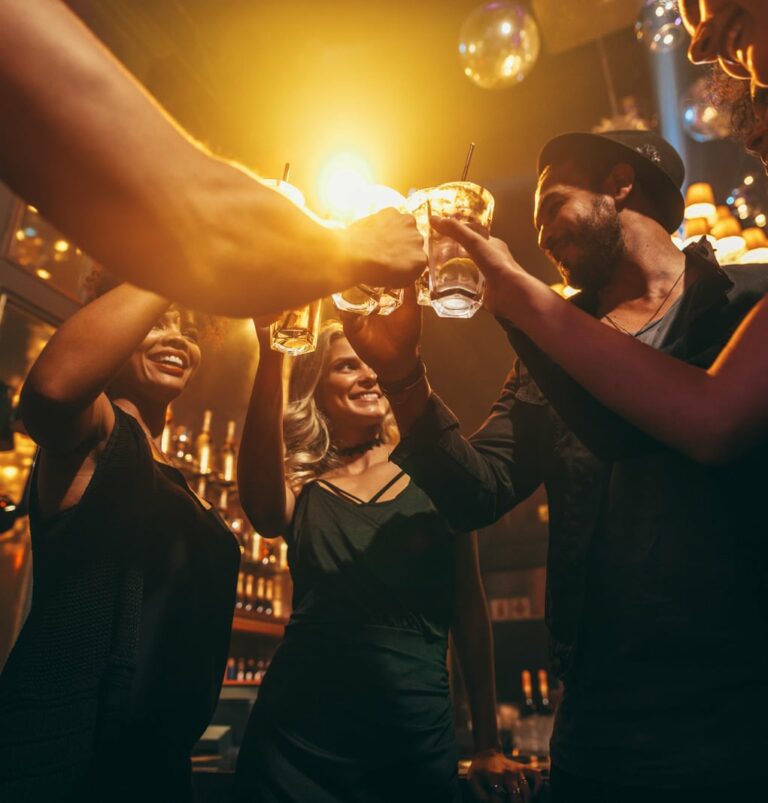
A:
[500,20,512,35]
[36,268,52,280]
[740,247,768,264]
[53,239,70,253]
[317,152,375,222]
[744,175,755,186]
[684,202,717,224]
[347,184,407,223]
[262,178,306,209]
[756,213,767,227]
[1,465,19,480]
[715,235,747,264]
[550,282,580,298]
[27,205,38,214]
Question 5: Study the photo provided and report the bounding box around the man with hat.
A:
[343,130,768,802]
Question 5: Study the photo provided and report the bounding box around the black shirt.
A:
[391,240,768,787]
[0,405,240,801]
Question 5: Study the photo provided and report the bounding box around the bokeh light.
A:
[680,78,731,142]
[459,2,540,90]
[635,0,684,53]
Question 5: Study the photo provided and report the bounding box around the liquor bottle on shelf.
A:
[272,576,284,619]
[172,425,192,462]
[218,486,230,514]
[515,669,538,755]
[221,420,237,483]
[278,540,289,571]
[255,577,266,614]
[196,409,213,475]
[537,669,552,714]
[225,657,236,681]
[236,657,245,682]
[255,658,267,685]
[264,579,274,616]
[250,531,263,564]
[245,658,256,682]
[521,669,536,716]
[160,407,173,455]
[235,572,244,610]
[244,574,255,612]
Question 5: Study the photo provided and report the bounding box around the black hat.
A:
[537,130,685,233]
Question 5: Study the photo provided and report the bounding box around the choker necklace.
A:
[336,438,382,457]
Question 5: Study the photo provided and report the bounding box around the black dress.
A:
[234,472,461,803]
[0,405,240,802]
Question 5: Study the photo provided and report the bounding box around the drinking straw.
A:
[461,143,475,182]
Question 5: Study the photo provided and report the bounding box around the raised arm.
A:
[433,218,768,465]
[0,0,425,317]
[453,533,542,802]
[237,327,295,537]
[343,295,546,532]
[20,283,170,455]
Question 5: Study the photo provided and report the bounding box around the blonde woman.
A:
[233,321,539,803]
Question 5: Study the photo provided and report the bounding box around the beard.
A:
[555,197,624,291]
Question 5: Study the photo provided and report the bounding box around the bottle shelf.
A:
[222,680,262,687]
[232,614,287,638]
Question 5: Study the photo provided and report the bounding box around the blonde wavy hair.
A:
[283,320,397,489]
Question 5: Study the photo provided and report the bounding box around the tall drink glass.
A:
[427,182,494,318]
[406,189,433,306]
[270,299,322,355]
[332,184,408,316]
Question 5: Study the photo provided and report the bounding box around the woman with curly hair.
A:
[233,318,539,802]
[0,277,240,801]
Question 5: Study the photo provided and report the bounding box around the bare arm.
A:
[0,0,425,317]
[453,533,542,801]
[435,218,768,465]
[20,283,169,454]
[237,327,295,537]
[452,533,499,754]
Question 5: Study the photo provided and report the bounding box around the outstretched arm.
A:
[434,218,768,465]
[0,0,425,317]
[452,533,542,802]
[343,293,546,532]
[237,326,295,537]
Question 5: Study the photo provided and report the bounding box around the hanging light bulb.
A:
[680,77,731,142]
[635,0,684,53]
[459,2,540,90]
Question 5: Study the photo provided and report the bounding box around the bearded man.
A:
[343,131,768,802]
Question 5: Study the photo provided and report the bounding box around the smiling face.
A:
[318,336,387,434]
[534,162,625,291]
[682,1,768,87]
[109,307,202,405]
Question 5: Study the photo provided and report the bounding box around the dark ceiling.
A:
[66,0,759,437]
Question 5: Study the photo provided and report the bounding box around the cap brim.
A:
[538,132,684,233]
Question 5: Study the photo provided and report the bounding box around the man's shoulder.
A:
[721,261,768,300]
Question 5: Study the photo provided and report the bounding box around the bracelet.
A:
[378,357,427,397]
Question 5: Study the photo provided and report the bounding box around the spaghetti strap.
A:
[368,470,407,504]
[316,469,408,505]
[316,479,367,505]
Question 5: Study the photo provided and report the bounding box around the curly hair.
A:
[283,320,397,489]
[706,67,756,142]
[79,263,227,344]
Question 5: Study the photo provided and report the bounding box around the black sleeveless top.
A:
[285,474,457,641]
[0,405,240,801]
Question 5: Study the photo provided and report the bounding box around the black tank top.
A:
[0,404,240,800]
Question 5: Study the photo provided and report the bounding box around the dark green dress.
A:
[234,472,461,803]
